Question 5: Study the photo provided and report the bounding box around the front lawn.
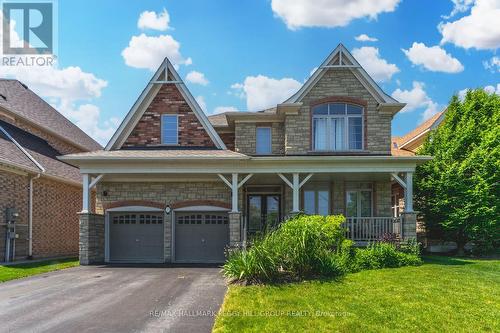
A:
[0,258,79,283]
[213,256,500,332]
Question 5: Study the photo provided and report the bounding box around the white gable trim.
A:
[285,44,398,105]
[105,58,226,150]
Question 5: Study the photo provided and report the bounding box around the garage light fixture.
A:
[165,205,171,215]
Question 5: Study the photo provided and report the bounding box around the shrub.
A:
[350,242,422,271]
[223,214,348,283]
[223,215,423,284]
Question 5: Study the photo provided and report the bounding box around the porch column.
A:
[231,173,238,212]
[82,174,90,213]
[292,173,300,213]
[405,172,414,212]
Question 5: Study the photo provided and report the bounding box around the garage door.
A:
[109,212,164,263]
[175,212,229,263]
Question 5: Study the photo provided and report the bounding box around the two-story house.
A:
[0,79,101,262]
[61,44,431,265]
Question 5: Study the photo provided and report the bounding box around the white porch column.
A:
[82,174,90,213]
[292,173,300,213]
[231,173,239,213]
[405,171,414,212]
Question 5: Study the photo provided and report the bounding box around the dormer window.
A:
[161,114,178,145]
[312,103,363,151]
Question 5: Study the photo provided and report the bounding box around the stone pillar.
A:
[79,213,105,265]
[401,212,417,240]
[228,212,242,246]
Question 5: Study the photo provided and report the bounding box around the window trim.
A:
[312,103,364,152]
[302,185,331,215]
[255,126,272,155]
[160,114,179,145]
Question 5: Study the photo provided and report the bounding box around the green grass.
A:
[0,258,79,283]
[213,256,500,333]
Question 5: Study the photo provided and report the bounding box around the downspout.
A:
[28,173,41,258]
[0,124,45,260]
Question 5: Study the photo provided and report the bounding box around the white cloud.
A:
[402,42,464,73]
[213,106,238,114]
[121,33,192,70]
[58,102,119,145]
[483,56,500,72]
[442,0,475,19]
[195,95,207,112]
[392,81,440,121]
[138,9,170,31]
[439,0,500,50]
[351,47,399,82]
[185,70,209,86]
[355,34,378,42]
[231,75,302,111]
[0,61,116,144]
[484,83,500,94]
[271,0,401,30]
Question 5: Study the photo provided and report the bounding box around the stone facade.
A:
[79,213,104,265]
[286,69,391,155]
[228,212,241,246]
[401,212,417,240]
[234,122,285,155]
[123,83,215,148]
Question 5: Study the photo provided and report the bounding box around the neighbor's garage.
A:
[109,212,164,263]
[175,211,229,263]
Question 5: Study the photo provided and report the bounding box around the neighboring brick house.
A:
[62,44,431,265]
[0,80,101,261]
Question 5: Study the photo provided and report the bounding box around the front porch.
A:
[67,154,426,264]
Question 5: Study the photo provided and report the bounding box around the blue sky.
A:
[1,0,499,145]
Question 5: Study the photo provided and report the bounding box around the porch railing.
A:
[343,217,401,242]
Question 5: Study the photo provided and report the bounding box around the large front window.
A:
[346,183,373,217]
[312,103,363,151]
[303,187,330,215]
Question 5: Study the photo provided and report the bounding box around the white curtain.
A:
[314,118,327,150]
[330,118,345,150]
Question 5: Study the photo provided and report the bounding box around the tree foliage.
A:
[415,89,500,254]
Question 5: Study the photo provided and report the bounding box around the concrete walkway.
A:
[0,265,227,333]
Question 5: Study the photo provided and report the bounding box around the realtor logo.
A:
[2,0,53,54]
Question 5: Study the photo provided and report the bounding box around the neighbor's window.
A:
[161,114,178,145]
[312,103,363,151]
[346,183,372,217]
[256,127,272,154]
[303,187,330,215]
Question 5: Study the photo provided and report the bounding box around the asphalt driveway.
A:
[0,265,227,333]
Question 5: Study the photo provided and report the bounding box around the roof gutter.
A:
[0,124,45,173]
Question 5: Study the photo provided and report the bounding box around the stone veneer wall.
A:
[285,69,392,155]
[79,213,104,265]
[234,122,285,155]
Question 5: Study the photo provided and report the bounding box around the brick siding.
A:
[0,169,83,260]
[123,83,215,148]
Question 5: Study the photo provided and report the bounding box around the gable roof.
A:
[0,80,101,152]
[0,119,81,183]
[393,110,445,152]
[286,44,402,107]
[105,58,226,150]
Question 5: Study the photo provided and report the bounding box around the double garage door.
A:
[109,211,229,263]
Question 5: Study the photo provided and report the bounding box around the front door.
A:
[247,194,281,234]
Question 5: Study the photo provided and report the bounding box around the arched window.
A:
[312,103,363,151]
